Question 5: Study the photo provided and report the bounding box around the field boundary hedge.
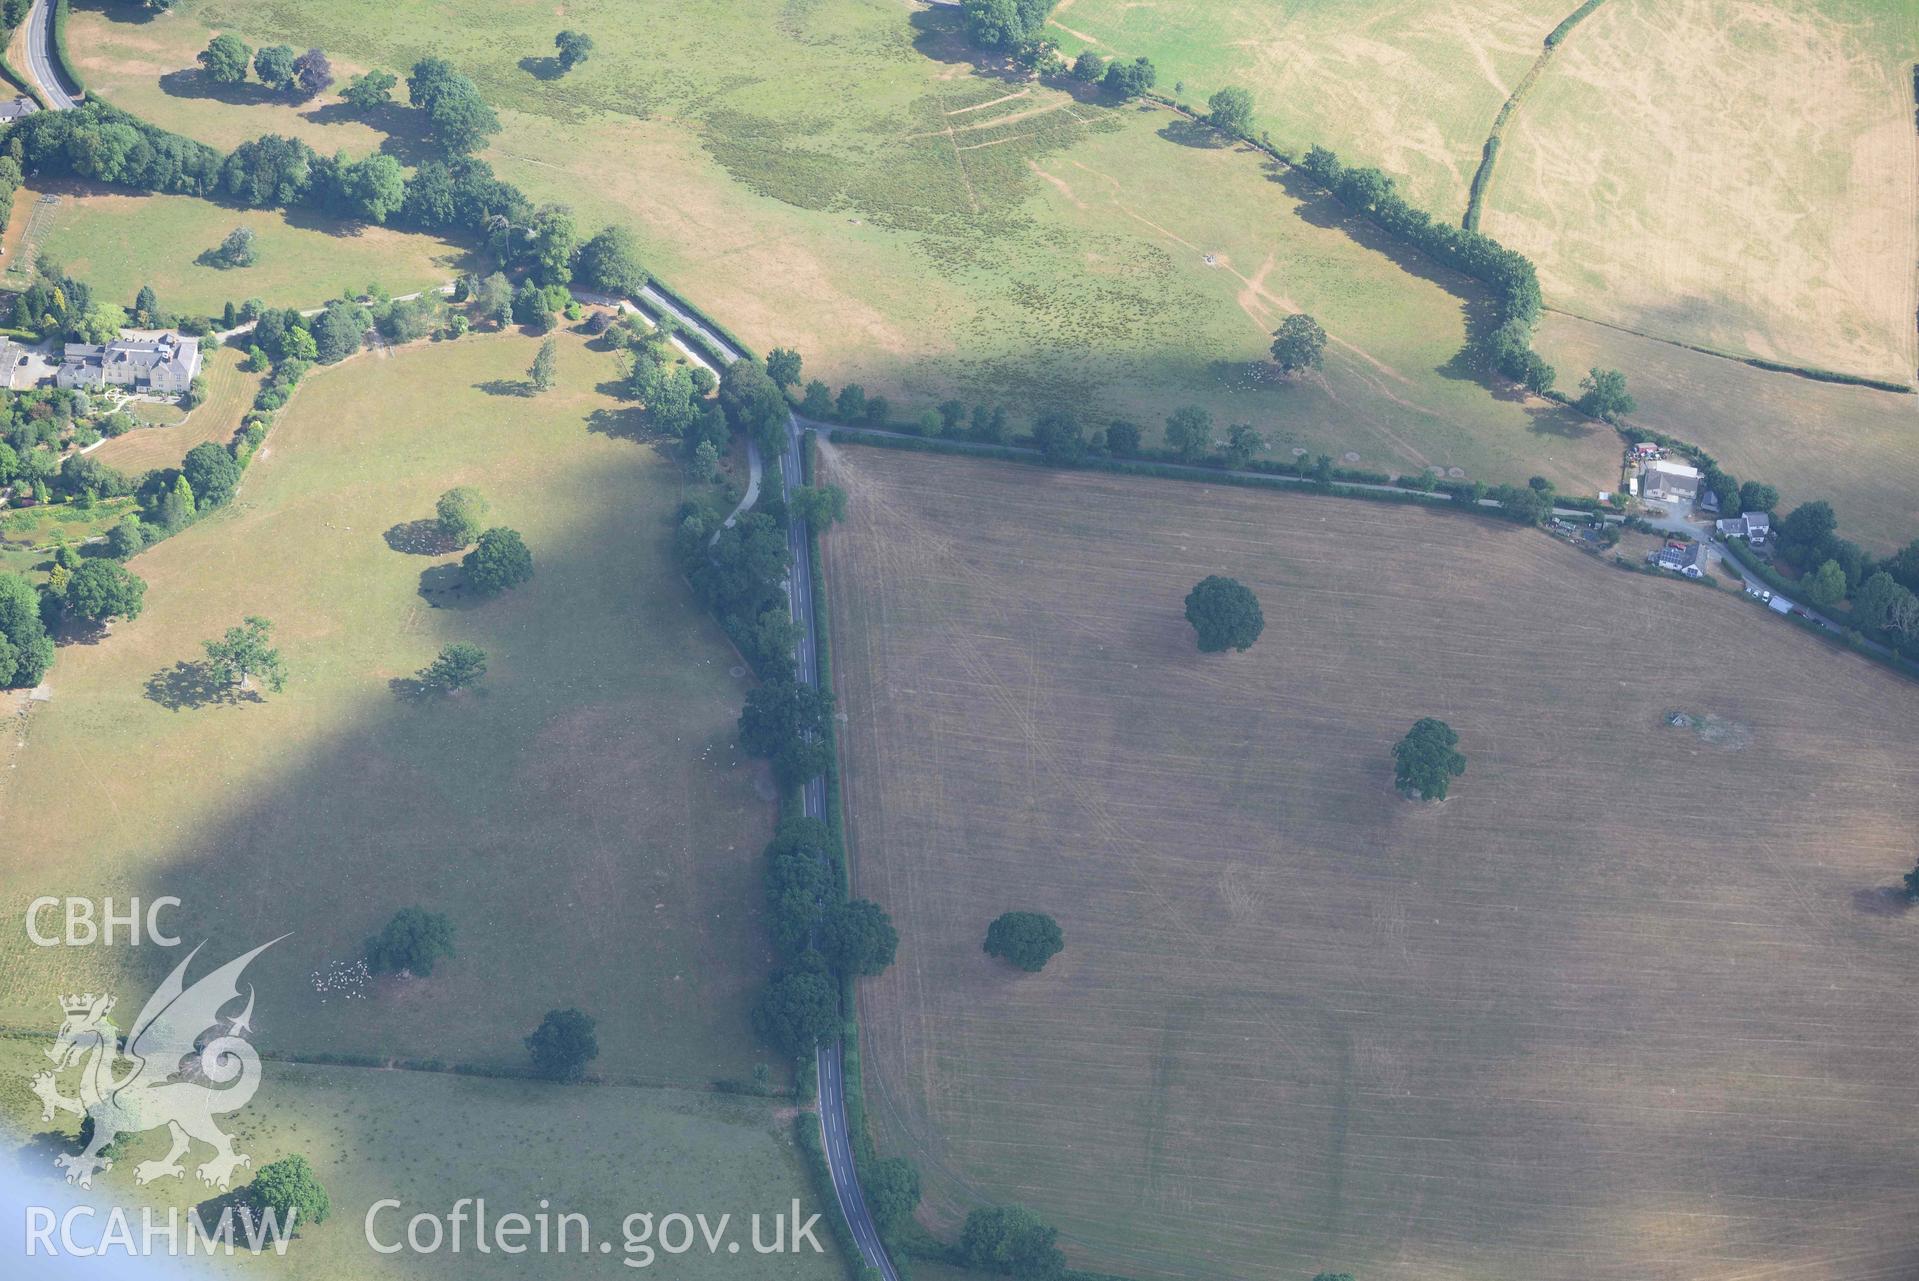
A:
[1463,0,1611,231]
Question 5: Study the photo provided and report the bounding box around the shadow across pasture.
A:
[383,519,461,556]
[518,55,566,82]
[158,69,285,108]
[475,379,532,398]
[417,561,483,609]
[1852,886,1913,916]
[143,660,263,711]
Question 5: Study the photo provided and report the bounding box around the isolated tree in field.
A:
[529,336,559,392]
[1184,574,1263,653]
[574,224,648,296]
[462,527,534,595]
[216,226,257,268]
[765,347,803,389]
[789,484,847,530]
[434,486,489,547]
[418,643,488,693]
[242,1156,330,1232]
[1393,717,1465,801]
[864,1157,922,1235]
[821,899,899,977]
[960,1205,1065,1277]
[525,1008,599,1080]
[1224,422,1264,468]
[1271,313,1327,374]
[984,911,1063,972]
[252,45,296,94]
[1164,404,1212,459]
[1207,86,1254,134]
[203,616,287,694]
[554,30,595,71]
[364,907,456,976]
[291,49,334,101]
[62,560,146,627]
[1070,50,1105,83]
[198,35,251,85]
[409,57,502,156]
[340,69,396,111]
[752,969,839,1056]
[1576,367,1635,422]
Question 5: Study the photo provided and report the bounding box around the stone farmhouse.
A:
[55,333,202,395]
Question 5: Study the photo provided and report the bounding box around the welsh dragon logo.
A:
[30,938,283,1191]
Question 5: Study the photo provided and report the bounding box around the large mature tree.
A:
[1271,313,1327,374]
[340,153,406,224]
[764,347,803,390]
[864,1157,922,1236]
[242,1156,330,1232]
[418,642,488,692]
[216,225,257,268]
[718,357,789,453]
[574,225,648,296]
[983,911,1063,973]
[0,571,55,690]
[198,35,252,85]
[1207,86,1254,134]
[203,616,287,693]
[738,678,834,785]
[364,907,456,976]
[1805,558,1848,608]
[789,484,847,530]
[1223,423,1265,468]
[525,1008,599,1080]
[1737,481,1779,515]
[1033,409,1086,465]
[960,0,1058,50]
[820,899,899,977]
[409,57,501,155]
[1775,500,1837,563]
[1184,574,1263,653]
[340,69,397,111]
[529,336,559,393]
[554,30,595,71]
[1576,367,1635,422]
[291,49,334,101]
[252,45,297,95]
[1102,55,1157,98]
[463,527,534,595]
[62,560,146,626]
[435,486,489,546]
[959,1205,1065,1278]
[182,440,244,508]
[751,969,839,1056]
[1163,405,1212,459]
[1393,717,1466,801]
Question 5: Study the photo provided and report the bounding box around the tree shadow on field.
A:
[417,561,483,609]
[144,660,262,711]
[585,406,650,440]
[518,55,566,82]
[1852,886,1912,916]
[73,0,155,25]
[158,69,285,109]
[1158,118,1228,149]
[384,519,461,556]
[474,378,533,398]
[906,9,1031,86]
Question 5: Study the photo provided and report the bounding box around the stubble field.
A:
[65,0,1620,493]
[821,443,1919,1281]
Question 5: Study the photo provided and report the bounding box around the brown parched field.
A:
[821,444,1919,1281]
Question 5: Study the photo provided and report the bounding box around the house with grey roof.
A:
[1715,511,1770,545]
[0,96,39,124]
[1650,541,1709,578]
[56,333,201,395]
[1641,458,1702,503]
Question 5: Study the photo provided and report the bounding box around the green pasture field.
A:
[0,1037,844,1279]
[0,329,783,1088]
[1481,0,1918,384]
[67,0,1621,493]
[9,182,472,320]
[822,443,1919,1281]
[1040,0,1570,216]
